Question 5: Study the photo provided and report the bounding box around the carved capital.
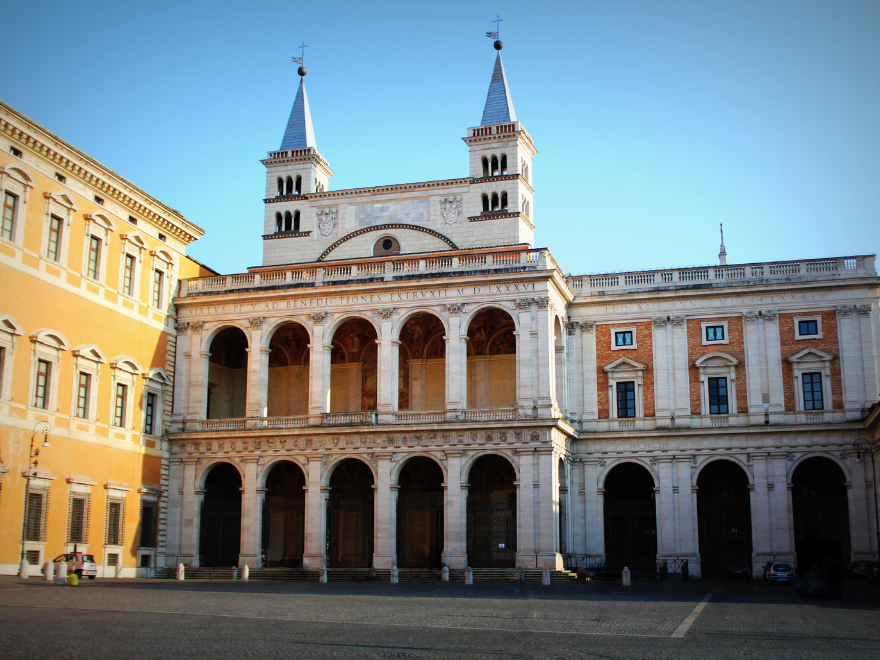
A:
[763,310,778,323]
[308,312,331,324]
[174,321,190,333]
[566,320,579,336]
[515,298,533,311]
[579,321,595,333]
[371,307,396,321]
[190,321,206,332]
[837,305,853,318]
[535,296,554,311]
[670,315,685,326]
[856,303,873,317]
[652,317,667,327]
[743,311,759,324]
[248,316,266,329]
[445,303,463,316]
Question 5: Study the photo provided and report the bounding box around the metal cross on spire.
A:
[486,14,503,40]
[292,41,308,66]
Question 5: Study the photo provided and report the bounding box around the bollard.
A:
[441,566,449,582]
[465,567,473,585]
[518,566,524,582]
[622,566,631,586]
[320,567,328,583]
[18,559,29,579]
[56,561,68,585]
[177,563,185,581]
[231,566,238,580]
[44,561,55,582]
[542,567,551,586]
[67,572,79,586]
[391,566,398,584]
[242,565,249,582]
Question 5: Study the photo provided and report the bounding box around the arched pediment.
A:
[84,212,115,232]
[695,352,739,367]
[110,356,143,374]
[29,329,70,350]
[603,357,647,373]
[2,164,36,187]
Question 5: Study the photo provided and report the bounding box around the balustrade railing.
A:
[323,411,376,426]
[256,416,309,429]
[392,411,447,424]
[460,407,517,422]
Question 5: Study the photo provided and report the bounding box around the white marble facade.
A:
[163,52,880,578]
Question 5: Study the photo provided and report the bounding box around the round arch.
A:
[695,458,754,578]
[324,313,381,345]
[199,461,243,567]
[788,452,852,485]
[461,303,520,336]
[461,450,520,484]
[203,321,252,349]
[693,455,754,488]
[259,456,309,487]
[321,454,378,489]
[261,317,315,350]
[602,460,658,575]
[391,452,448,485]
[392,308,450,342]
[597,459,659,490]
[197,459,244,490]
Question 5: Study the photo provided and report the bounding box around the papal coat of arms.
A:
[317,208,338,237]
[439,196,462,226]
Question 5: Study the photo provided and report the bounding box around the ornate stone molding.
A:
[317,223,458,261]
[652,317,667,327]
[670,315,685,326]
[308,312,332,324]
[837,305,853,317]
[190,321,206,332]
[316,207,338,238]
[566,321,579,336]
[856,303,873,317]
[515,298,532,310]
[371,308,396,321]
[439,196,463,226]
[248,316,266,329]
[174,321,189,333]
[743,311,759,324]
[580,321,595,333]
[535,296,554,311]
[763,310,778,323]
[445,303,463,316]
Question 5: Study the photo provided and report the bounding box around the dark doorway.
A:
[326,459,374,568]
[792,457,850,570]
[200,463,242,567]
[697,460,753,578]
[466,455,517,568]
[558,458,568,555]
[604,462,657,575]
[396,457,444,568]
[262,461,306,567]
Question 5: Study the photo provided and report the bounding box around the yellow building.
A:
[0,100,208,576]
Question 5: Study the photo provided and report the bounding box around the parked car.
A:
[850,561,872,580]
[53,553,97,579]
[727,561,751,580]
[866,562,880,584]
[766,562,795,584]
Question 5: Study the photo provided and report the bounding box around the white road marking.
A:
[671,593,712,638]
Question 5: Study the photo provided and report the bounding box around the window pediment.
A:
[110,356,143,374]
[788,347,833,363]
[84,212,115,232]
[29,329,70,350]
[144,367,171,385]
[603,357,647,373]
[695,352,739,368]
[72,344,107,363]
[0,314,24,337]
[2,164,36,188]
[45,190,79,211]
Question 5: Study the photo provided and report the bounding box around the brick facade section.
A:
[687,317,748,414]
[596,321,655,418]
[779,310,843,410]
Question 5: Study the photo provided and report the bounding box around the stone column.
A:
[245,319,270,419]
[164,458,184,565]
[239,458,263,567]
[443,452,466,568]
[373,455,393,569]
[743,312,766,420]
[376,310,396,422]
[567,322,584,420]
[569,458,586,555]
[581,323,598,422]
[444,303,463,418]
[751,454,773,565]
[770,453,794,559]
[187,322,208,420]
[178,459,201,565]
[307,313,329,423]
[762,311,784,415]
[535,299,555,416]
[656,459,676,557]
[848,459,871,560]
[515,298,533,414]
[516,449,536,568]
[675,456,698,571]
[172,322,190,424]
[583,459,602,557]
[670,317,691,417]
[302,459,326,569]
[535,450,561,569]
[857,304,879,410]
[652,318,671,420]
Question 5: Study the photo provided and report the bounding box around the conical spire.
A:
[280,77,317,150]
[718,223,728,265]
[480,52,517,126]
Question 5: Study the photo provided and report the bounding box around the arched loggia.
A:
[199,463,242,567]
[396,457,444,568]
[328,318,378,412]
[466,454,517,568]
[792,456,851,571]
[326,459,375,568]
[397,312,446,412]
[267,322,310,416]
[207,327,248,419]
[603,462,657,576]
[466,308,517,409]
[261,461,306,567]
[696,460,753,578]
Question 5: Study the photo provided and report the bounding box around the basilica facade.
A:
[165,48,880,578]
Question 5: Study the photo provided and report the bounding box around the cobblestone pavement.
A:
[1,576,878,659]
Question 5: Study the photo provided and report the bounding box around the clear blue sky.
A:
[4,0,878,275]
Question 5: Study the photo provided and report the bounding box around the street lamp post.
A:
[853,438,880,560]
[19,422,50,578]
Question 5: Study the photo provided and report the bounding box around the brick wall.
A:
[596,321,655,418]
[687,317,748,413]
[779,310,843,410]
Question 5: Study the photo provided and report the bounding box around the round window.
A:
[382,239,393,250]
[373,236,401,257]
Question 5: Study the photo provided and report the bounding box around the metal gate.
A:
[396,493,443,568]
[199,501,241,567]
[261,497,305,567]
[467,492,516,568]
[604,500,657,575]
[793,495,850,563]
[698,497,752,578]
[326,497,374,568]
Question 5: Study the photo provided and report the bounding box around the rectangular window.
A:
[94,195,104,206]
[144,392,156,435]
[34,359,51,409]
[614,331,633,347]
[106,500,124,546]
[616,381,636,418]
[139,500,158,548]
[152,269,163,308]
[114,383,127,427]
[708,377,729,414]
[25,550,40,565]
[803,373,824,410]
[76,371,91,419]
[87,235,102,280]
[107,553,119,566]
[123,254,136,296]
[706,325,725,342]
[10,146,23,158]
[67,494,90,544]
[798,319,819,336]
[2,191,17,241]
[25,490,48,541]
[55,172,66,184]
[128,215,137,226]
[46,215,63,262]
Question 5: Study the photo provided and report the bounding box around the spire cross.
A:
[292,41,308,65]
[492,14,503,38]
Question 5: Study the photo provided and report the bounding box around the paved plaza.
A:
[0,576,878,659]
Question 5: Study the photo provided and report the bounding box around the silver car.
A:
[54,553,97,579]
[766,562,794,584]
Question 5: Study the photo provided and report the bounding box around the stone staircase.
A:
[152,566,579,582]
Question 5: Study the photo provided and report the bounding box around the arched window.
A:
[482,194,489,213]
[490,156,499,176]
[481,157,489,178]
[285,177,293,196]
[284,212,292,232]
[491,193,499,211]
[295,176,302,195]
[293,210,300,232]
[276,178,283,196]
[500,191,508,210]
[275,212,282,232]
[500,154,507,175]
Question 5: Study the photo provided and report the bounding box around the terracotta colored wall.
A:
[596,321,654,418]
[779,311,842,410]
[687,317,748,413]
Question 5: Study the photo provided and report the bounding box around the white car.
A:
[54,553,97,579]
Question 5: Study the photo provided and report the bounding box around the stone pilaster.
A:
[245,317,268,418]
[302,459,326,568]
[239,458,263,567]
[444,305,463,416]
[443,452,466,568]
